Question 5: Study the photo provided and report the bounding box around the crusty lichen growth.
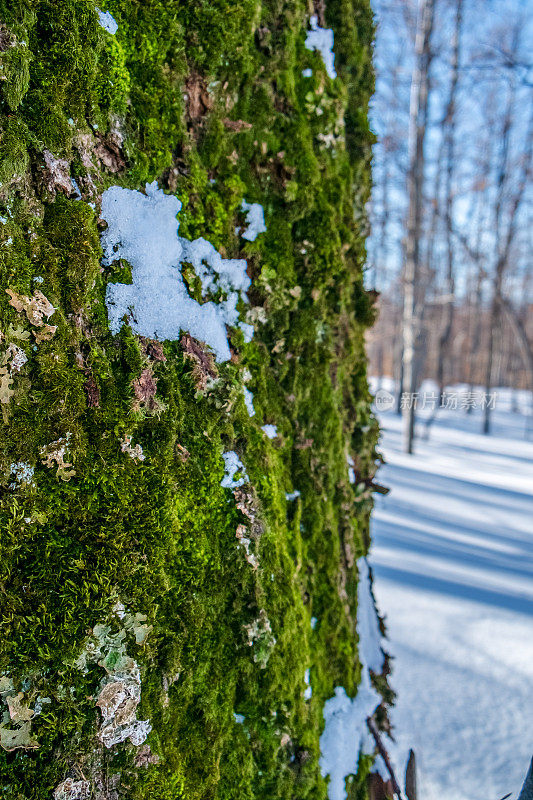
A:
[0,1,389,798]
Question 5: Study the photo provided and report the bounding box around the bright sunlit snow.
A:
[243,386,255,417]
[369,383,533,800]
[97,9,118,35]
[319,558,385,799]
[356,558,385,674]
[101,182,251,362]
[220,451,248,490]
[261,424,278,439]
[241,201,266,242]
[305,15,337,79]
[319,675,382,800]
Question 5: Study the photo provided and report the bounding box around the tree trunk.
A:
[402,0,435,453]
[0,3,386,798]
[437,0,463,400]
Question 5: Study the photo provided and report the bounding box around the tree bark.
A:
[0,2,386,798]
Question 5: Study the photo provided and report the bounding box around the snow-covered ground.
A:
[369,382,533,800]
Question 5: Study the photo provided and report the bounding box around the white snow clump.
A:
[97,9,118,35]
[100,182,252,362]
[243,386,255,417]
[319,558,384,800]
[241,200,267,242]
[220,451,248,489]
[305,15,337,79]
[261,424,278,439]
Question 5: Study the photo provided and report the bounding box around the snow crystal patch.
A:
[241,201,266,242]
[319,560,384,799]
[233,712,245,724]
[285,490,301,501]
[221,451,248,489]
[10,462,34,487]
[305,16,336,80]
[310,616,318,629]
[304,668,312,700]
[97,9,118,35]
[100,182,252,362]
[356,557,384,674]
[243,386,255,417]
[70,177,82,200]
[347,454,356,484]
[302,68,313,77]
[261,424,278,439]
[319,674,381,800]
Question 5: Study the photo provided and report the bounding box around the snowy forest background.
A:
[365,1,532,798]
[367,0,532,425]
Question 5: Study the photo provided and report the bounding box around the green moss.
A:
[0,1,385,799]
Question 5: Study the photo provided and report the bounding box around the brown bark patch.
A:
[222,118,252,132]
[84,375,100,408]
[180,334,218,391]
[0,24,14,52]
[185,72,212,123]
[39,151,73,196]
[93,133,126,173]
[132,368,159,412]
[138,336,166,363]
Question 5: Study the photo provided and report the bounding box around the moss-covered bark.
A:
[0,1,389,798]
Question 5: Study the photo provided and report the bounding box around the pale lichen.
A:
[74,606,152,749]
[0,677,39,752]
[119,435,145,462]
[40,436,76,482]
[244,610,276,669]
[53,778,91,800]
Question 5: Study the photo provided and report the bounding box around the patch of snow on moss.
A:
[304,668,312,700]
[347,454,356,484]
[101,182,252,363]
[356,557,385,673]
[97,9,118,35]
[319,676,381,800]
[9,462,34,487]
[220,450,248,489]
[243,386,255,417]
[261,424,278,439]
[241,200,266,242]
[285,490,300,501]
[305,16,337,79]
[319,558,384,799]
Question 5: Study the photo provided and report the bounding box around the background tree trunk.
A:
[402,0,435,453]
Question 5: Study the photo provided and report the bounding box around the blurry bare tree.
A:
[367,0,533,448]
[402,0,435,453]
